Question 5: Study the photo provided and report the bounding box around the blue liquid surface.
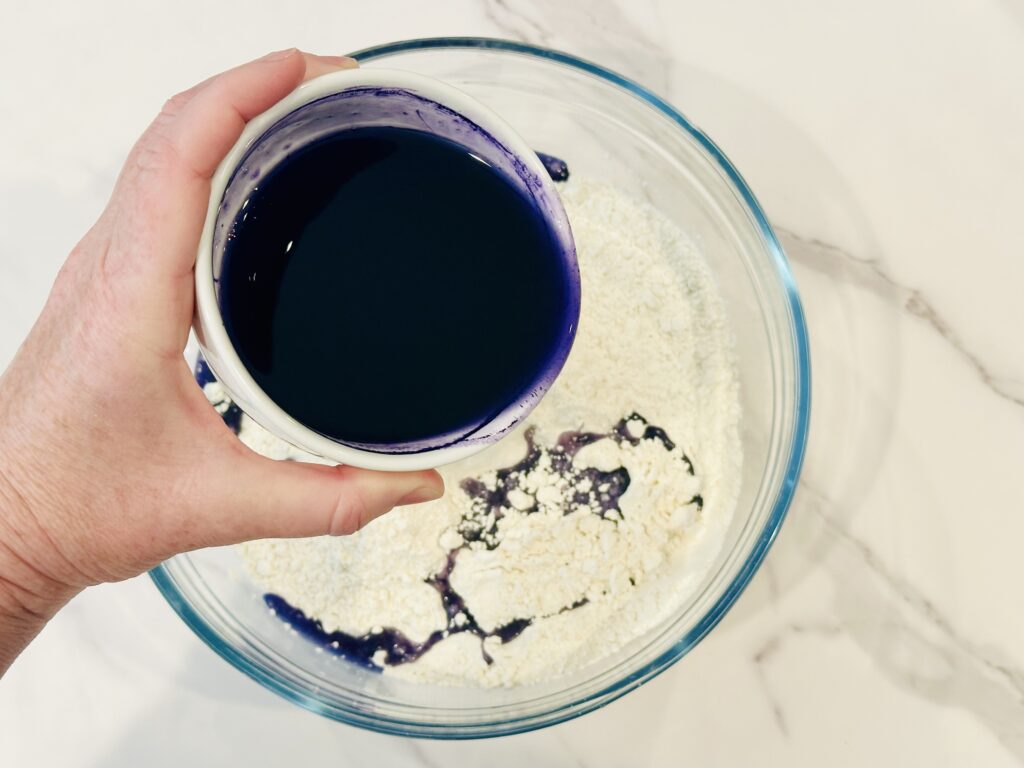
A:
[219,128,575,448]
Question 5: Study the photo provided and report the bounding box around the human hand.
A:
[0,49,444,673]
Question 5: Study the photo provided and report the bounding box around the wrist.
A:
[0,520,77,622]
[0,445,79,672]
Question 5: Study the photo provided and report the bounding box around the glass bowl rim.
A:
[150,35,811,739]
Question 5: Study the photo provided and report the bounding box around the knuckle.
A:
[328,489,371,537]
[159,90,192,120]
[132,127,179,177]
[54,247,86,290]
[129,102,188,182]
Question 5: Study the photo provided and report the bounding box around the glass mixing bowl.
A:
[151,37,811,739]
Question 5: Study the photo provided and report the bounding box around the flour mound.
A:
[234,179,742,687]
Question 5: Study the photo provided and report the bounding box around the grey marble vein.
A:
[479,0,673,92]
[794,481,1024,758]
[778,226,1024,408]
[405,740,444,768]
[552,731,590,768]
[477,0,542,41]
[481,0,555,46]
[751,635,790,737]
[751,622,843,739]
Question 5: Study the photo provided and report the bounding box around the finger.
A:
[103,50,357,351]
[192,453,445,548]
[301,54,358,81]
[112,50,357,265]
[99,49,306,347]
[159,52,357,123]
[169,51,358,178]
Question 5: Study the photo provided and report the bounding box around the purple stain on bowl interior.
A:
[209,86,579,455]
[535,151,569,182]
[193,356,244,435]
[194,357,218,387]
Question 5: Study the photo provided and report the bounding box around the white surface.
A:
[1,0,1023,765]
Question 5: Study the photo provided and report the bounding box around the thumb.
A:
[196,452,444,547]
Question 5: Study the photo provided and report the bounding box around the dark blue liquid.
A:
[219,128,575,448]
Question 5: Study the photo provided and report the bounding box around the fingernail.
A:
[311,54,358,69]
[261,47,299,62]
[397,482,444,506]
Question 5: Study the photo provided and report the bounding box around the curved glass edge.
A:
[151,36,812,740]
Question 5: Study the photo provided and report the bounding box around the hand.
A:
[0,49,444,674]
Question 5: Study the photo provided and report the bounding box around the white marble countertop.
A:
[2,1,1023,765]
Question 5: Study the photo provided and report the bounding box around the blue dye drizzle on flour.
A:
[262,413,699,671]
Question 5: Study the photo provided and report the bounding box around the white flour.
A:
[230,179,741,687]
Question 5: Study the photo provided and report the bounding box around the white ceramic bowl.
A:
[193,68,578,471]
